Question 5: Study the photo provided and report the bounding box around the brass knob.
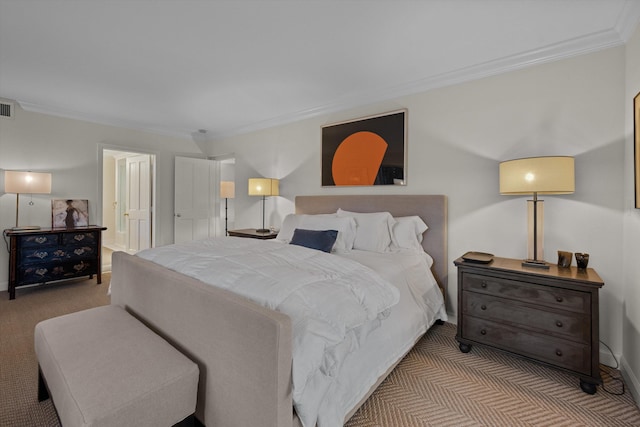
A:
[556,296,563,302]
[481,281,487,288]
[480,329,487,335]
[556,321,563,328]
[481,304,487,310]
[556,349,563,357]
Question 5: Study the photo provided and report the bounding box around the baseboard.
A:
[621,357,640,409]
[600,347,620,369]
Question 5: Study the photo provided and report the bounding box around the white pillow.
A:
[389,216,428,252]
[276,213,356,253]
[275,213,303,242]
[336,209,395,253]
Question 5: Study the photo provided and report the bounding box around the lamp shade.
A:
[248,178,279,196]
[220,181,235,199]
[4,171,52,194]
[499,156,574,195]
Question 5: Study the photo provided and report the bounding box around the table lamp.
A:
[220,181,235,236]
[4,170,52,230]
[499,156,574,269]
[248,178,279,233]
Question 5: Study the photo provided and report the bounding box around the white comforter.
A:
[136,237,400,427]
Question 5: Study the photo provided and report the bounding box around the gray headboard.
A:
[295,195,448,292]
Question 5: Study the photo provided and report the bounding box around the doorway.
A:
[101,149,156,271]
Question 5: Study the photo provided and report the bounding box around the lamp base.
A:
[11,225,42,231]
[255,228,271,233]
[522,259,550,269]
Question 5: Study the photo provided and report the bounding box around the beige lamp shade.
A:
[499,156,575,195]
[248,178,279,196]
[4,171,52,194]
[220,181,235,199]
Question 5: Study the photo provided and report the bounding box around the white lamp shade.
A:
[4,171,52,194]
[499,156,574,195]
[220,181,235,199]
[248,178,279,196]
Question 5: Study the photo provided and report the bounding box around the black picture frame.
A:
[321,109,407,186]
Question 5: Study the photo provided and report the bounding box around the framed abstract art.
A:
[321,110,407,186]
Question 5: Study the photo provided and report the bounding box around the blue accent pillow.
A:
[289,228,338,253]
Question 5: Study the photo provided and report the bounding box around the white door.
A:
[126,154,152,252]
[174,157,217,243]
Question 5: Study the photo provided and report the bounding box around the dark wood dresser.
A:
[454,255,604,394]
[4,226,107,299]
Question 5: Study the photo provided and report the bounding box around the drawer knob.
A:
[556,296,563,303]
[480,329,487,335]
[481,281,487,288]
[481,304,487,310]
[556,321,563,328]
[556,349,563,357]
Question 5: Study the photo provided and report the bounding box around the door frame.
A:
[98,144,157,251]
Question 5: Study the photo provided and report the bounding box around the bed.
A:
[110,194,447,427]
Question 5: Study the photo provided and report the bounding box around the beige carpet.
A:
[1,275,639,427]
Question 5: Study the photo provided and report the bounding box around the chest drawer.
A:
[19,234,58,248]
[62,231,98,246]
[462,273,589,314]
[462,315,591,375]
[463,291,590,343]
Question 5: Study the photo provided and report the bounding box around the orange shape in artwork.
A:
[332,131,388,185]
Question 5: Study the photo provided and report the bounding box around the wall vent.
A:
[0,100,14,119]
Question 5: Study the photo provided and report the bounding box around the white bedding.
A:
[135,237,446,427]
[135,237,402,427]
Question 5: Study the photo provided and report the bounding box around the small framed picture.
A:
[52,199,89,228]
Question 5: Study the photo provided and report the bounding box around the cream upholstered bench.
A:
[35,305,199,427]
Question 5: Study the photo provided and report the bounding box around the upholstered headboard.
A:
[295,195,448,292]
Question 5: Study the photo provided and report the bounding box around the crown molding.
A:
[16,100,193,140]
[17,21,637,142]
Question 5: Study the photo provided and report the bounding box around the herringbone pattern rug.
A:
[346,323,640,426]
[1,276,639,426]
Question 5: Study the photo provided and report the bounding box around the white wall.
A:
[0,105,201,290]
[213,46,627,364]
[623,23,640,403]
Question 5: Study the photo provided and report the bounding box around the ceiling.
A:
[1,0,639,142]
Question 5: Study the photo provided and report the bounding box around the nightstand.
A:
[454,255,604,394]
[227,228,278,239]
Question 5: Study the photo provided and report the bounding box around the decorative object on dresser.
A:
[248,177,279,233]
[454,255,604,394]
[575,252,589,269]
[51,199,89,228]
[4,226,107,300]
[557,250,573,268]
[499,156,575,269]
[4,170,52,230]
[220,181,235,236]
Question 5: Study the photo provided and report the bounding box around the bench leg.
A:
[173,414,201,427]
[38,366,50,402]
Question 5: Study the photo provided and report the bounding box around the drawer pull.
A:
[555,349,563,357]
[481,281,487,288]
[480,329,487,335]
[556,321,563,328]
[556,296,563,303]
[481,304,487,310]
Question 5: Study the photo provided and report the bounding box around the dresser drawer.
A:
[19,234,58,248]
[62,231,98,246]
[18,259,98,285]
[463,291,589,343]
[462,316,591,375]
[462,273,589,314]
